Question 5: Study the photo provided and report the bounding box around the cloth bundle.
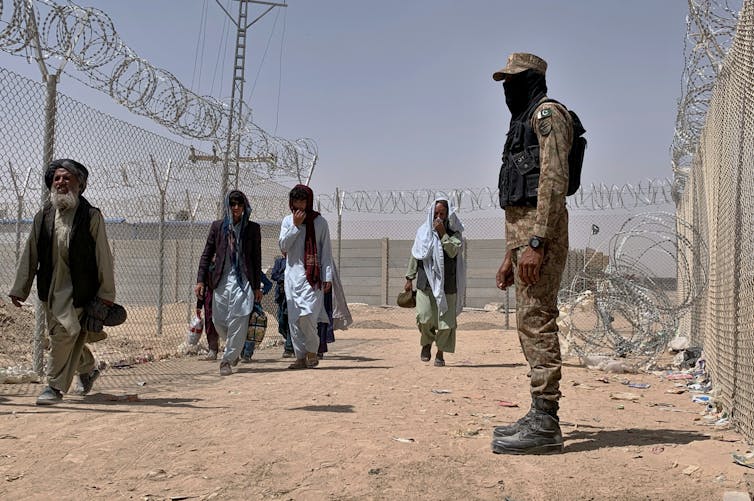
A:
[84,298,128,333]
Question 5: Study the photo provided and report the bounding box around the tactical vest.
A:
[36,196,100,307]
[416,230,458,295]
[498,98,550,208]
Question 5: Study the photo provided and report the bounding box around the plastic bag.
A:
[187,311,203,345]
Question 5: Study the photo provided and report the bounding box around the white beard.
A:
[50,190,79,211]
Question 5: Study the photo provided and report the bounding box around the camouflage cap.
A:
[492,53,547,81]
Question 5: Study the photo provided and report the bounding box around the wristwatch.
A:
[528,236,544,250]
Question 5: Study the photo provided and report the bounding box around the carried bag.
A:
[397,289,417,308]
[187,312,203,345]
[247,302,267,343]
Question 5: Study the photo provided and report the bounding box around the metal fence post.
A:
[336,187,342,272]
[150,157,173,337]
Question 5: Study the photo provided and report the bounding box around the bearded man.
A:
[9,158,116,405]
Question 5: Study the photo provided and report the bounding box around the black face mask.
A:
[503,69,548,118]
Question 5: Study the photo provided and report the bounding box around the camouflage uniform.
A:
[505,99,572,403]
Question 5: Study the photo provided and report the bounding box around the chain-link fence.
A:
[0,60,692,393]
[675,0,754,441]
[317,195,678,340]
[0,66,293,372]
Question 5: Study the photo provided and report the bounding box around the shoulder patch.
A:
[537,108,552,119]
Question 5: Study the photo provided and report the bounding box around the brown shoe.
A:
[288,358,307,370]
[305,352,319,368]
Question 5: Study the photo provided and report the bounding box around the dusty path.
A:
[0,311,750,500]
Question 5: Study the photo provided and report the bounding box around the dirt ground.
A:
[0,304,752,500]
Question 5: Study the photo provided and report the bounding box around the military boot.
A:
[493,400,536,438]
[491,398,563,455]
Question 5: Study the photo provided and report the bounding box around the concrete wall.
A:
[336,238,513,309]
[0,222,611,310]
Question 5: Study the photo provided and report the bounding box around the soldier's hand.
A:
[496,250,515,290]
[9,295,23,308]
[404,279,413,293]
[194,282,204,299]
[518,247,544,286]
[292,209,306,226]
[254,289,263,302]
[323,282,332,293]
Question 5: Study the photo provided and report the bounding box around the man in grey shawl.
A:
[404,197,466,367]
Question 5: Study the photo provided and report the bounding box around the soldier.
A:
[491,53,573,455]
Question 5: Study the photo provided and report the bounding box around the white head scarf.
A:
[411,197,466,316]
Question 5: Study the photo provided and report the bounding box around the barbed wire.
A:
[0,0,316,181]
[671,0,741,200]
[557,212,709,369]
[315,178,675,214]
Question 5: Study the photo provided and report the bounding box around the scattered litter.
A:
[732,452,754,469]
[610,392,641,401]
[651,446,665,454]
[455,428,483,438]
[0,435,18,440]
[679,347,703,369]
[391,437,415,444]
[682,465,700,475]
[146,469,168,480]
[627,383,651,389]
[668,336,690,352]
[136,381,147,387]
[580,355,637,373]
[715,417,731,428]
[368,468,383,475]
[616,405,624,410]
[0,367,41,384]
[431,389,452,394]
[666,389,686,394]
[447,411,458,416]
[595,377,610,384]
[688,382,712,392]
[497,400,518,407]
[691,395,711,404]
[470,413,496,419]
[666,373,693,380]
[5,473,23,482]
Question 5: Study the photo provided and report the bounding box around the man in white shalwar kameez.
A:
[279,184,333,369]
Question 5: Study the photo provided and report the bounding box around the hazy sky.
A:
[1,0,689,196]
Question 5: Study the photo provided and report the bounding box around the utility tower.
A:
[214,0,286,199]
